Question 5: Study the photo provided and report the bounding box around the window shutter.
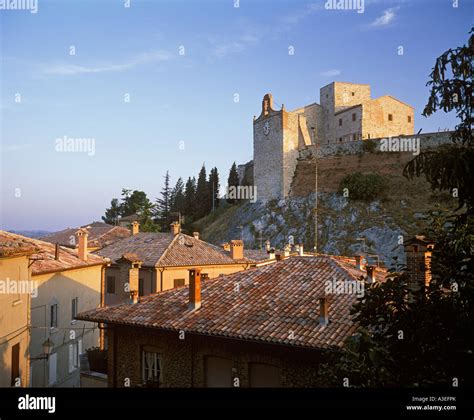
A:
[78,339,82,358]
[48,353,57,386]
[68,344,73,373]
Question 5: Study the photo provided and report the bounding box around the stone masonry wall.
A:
[290,132,453,197]
[106,325,323,387]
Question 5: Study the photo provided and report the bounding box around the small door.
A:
[205,356,233,387]
[249,363,281,387]
[11,343,20,386]
[49,353,57,386]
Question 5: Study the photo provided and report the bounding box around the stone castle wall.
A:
[290,131,453,197]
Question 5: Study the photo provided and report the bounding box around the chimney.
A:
[267,248,275,260]
[230,240,243,260]
[355,254,363,270]
[170,221,180,236]
[188,268,201,310]
[298,244,304,256]
[76,228,88,261]
[265,240,271,252]
[319,297,329,326]
[131,221,140,235]
[276,253,286,261]
[55,243,60,260]
[403,236,434,294]
[365,265,376,284]
[128,261,141,302]
[130,290,139,304]
[222,242,230,251]
[193,232,200,240]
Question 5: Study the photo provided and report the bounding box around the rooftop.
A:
[0,230,105,275]
[96,232,266,267]
[77,255,386,350]
[40,223,131,249]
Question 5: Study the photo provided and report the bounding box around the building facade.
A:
[78,255,386,387]
[253,82,415,200]
[0,243,34,388]
[0,230,106,387]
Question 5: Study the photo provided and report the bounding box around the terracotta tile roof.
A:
[77,256,387,349]
[40,223,131,249]
[0,230,105,275]
[0,234,39,257]
[96,233,256,268]
[95,232,175,267]
[157,235,250,267]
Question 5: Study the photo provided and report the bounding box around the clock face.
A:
[263,121,270,136]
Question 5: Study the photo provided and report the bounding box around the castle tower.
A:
[253,94,302,201]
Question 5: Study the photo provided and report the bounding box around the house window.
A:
[339,137,342,142]
[71,297,78,320]
[351,92,355,96]
[352,113,356,121]
[201,273,209,280]
[50,304,58,328]
[11,343,20,386]
[68,340,82,373]
[173,278,185,288]
[408,115,412,123]
[339,118,342,126]
[106,276,115,294]
[142,350,162,386]
[388,114,393,121]
[139,278,144,296]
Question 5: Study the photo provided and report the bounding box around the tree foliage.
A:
[404,27,473,213]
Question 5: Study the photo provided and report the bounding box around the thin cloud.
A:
[44,50,171,75]
[210,3,322,58]
[321,69,341,77]
[369,8,397,28]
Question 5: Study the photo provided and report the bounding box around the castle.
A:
[253,82,415,200]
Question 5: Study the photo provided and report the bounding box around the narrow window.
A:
[339,118,342,126]
[408,115,412,123]
[388,114,393,121]
[351,92,355,96]
[139,278,144,296]
[50,304,58,328]
[352,113,356,121]
[173,278,185,288]
[106,276,115,294]
[71,297,78,320]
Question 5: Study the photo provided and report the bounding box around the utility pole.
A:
[212,181,215,212]
[311,127,319,254]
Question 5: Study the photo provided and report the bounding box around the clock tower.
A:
[253,93,301,201]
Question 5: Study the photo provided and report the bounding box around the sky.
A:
[1,0,472,231]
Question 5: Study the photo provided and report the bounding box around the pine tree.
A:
[170,177,185,214]
[184,176,196,219]
[102,198,121,225]
[208,167,220,211]
[195,164,209,219]
[227,162,240,204]
[155,171,172,231]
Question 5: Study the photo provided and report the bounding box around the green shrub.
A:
[340,172,387,201]
[362,139,377,153]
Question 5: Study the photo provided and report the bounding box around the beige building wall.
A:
[0,255,31,387]
[158,263,250,292]
[362,96,415,139]
[333,106,363,142]
[104,263,250,305]
[30,265,102,387]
